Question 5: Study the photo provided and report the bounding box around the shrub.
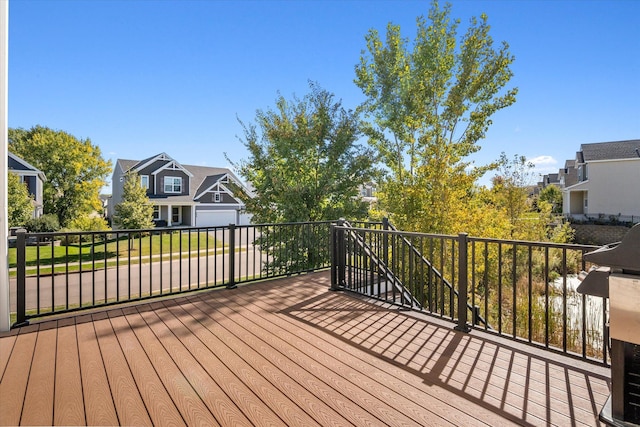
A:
[58,215,111,245]
[25,214,60,233]
[68,215,111,232]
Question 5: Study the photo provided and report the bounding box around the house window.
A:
[140,175,149,189]
[164,176,182,193]
[172,206,181,224]
[152,205,160,220]
[213,192,221,203]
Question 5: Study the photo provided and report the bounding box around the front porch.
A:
[0,271,610,426]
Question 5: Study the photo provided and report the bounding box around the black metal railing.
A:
[10,221,334,326]
[12,218,608,365]
[331,224,607,365]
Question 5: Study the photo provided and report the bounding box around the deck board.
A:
[107,311,187,427]
[0,332,17,379]
[54,319,86,426]
[178,298,353,426]
[92,312,152,426]
[148,302,279,426]
[124,309,221,427]
[190,294,424,427]
[217,290,463,427]
[230,284,494,426]
[0,271,611,426]
[0,329,37,426]
[21,326,56,426]
[158,302,321,427]
[75,315,120,426]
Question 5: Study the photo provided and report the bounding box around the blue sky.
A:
[8,0,640,192]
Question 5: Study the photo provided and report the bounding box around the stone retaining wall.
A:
[571,224,632,246]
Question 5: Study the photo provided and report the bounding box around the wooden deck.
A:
[0,271,611,426]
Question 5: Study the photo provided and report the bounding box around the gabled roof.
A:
[8,151,46,181]
[119,152,194,177]
[116,159,139,173]
[577,139,640,163]
[194,173,227,199]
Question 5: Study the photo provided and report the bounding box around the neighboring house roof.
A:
[116,153,248,203]
[559,161,578,188]
[545,173,560,185]
[8,151,46,181]
[577,139,640,163]
[194,173,228,200]
[117,159,138,172]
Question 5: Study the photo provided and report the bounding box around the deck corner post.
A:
[454,232,471,333]
[226,223,237,289]
[14,231,28,327]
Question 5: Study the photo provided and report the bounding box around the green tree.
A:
[9,126,112,227]
[232,83,374,223]
[7,172,34,227]
[113,171,155,231]
[229,83,374,273]
[538,184,563,214]
[354,1,517,234]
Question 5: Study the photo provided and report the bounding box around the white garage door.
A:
[195,210,237,227]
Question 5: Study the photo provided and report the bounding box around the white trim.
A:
[581,157,640,164]
[151,160,194,177]
[140,174,149,189]
[563,179,589,192]
[196,203,245,208]
[132,152,174,173]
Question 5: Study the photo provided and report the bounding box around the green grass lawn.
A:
[9,231,221,269]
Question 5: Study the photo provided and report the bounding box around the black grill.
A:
[578,223,640,426]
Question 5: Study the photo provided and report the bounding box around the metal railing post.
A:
[15,231,28,327]
[454,232,470,332]
[330,222,338,289]
[227,224,237,289]
[330,219,346,290]
[382,217,389,268]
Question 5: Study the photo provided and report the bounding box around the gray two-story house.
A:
[8,151,46,218]
[110,153,251,227]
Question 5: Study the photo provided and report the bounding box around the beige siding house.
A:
[563,140,640,222]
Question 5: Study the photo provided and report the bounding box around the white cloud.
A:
[528,155,557,166]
